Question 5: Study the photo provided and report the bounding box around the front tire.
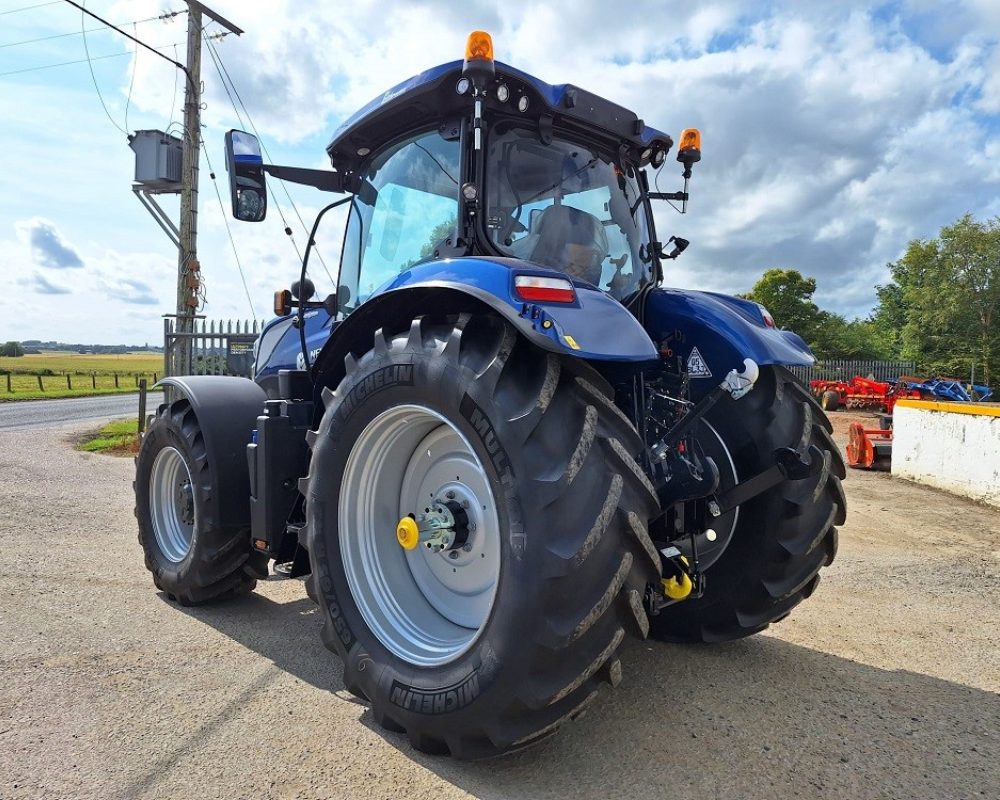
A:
[135,399,265,604]
[649,367,846,643]
[302,314,661,758]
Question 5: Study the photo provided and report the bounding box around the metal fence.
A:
[788,360,917,385]
[163,318,259,378]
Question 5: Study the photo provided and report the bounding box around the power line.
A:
[62,0,190,86]
[81,1,126,134]
[123,22,137,133]
[205,34,338,287]
[164,43,180,131]
[0,48,146,77]
[0,11,183,49]
[201,138,259,323]
[0,1,59,15]
[203,35,244,128]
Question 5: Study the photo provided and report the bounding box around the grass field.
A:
[75,418,141,456]
[1,352,164,402]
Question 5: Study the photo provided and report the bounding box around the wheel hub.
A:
[177,480,194,526]
[397,498,471,553]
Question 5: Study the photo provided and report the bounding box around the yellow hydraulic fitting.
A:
[396,516,419,550]
[662,572,693,601]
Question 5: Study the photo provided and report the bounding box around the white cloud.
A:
[1,0,998,344]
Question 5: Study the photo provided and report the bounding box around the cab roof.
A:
[326,60,673,176]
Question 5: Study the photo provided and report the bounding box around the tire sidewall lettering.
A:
[309,347,531,716]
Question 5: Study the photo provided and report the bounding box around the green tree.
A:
[741,268,825,342]
[811,315,881,360]
[742,269,883,359]
[879,215,1000,384]
[867,282,907,360]
[0,341,24,357]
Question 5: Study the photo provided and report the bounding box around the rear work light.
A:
[514,275,576,304]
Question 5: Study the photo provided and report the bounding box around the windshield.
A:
[485,126,653,301]
[339,129,460,310]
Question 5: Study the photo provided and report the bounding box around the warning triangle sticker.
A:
[687,346,712,378]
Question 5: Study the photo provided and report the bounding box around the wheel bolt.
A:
[446,490,456,500]
[461,499,469,508]
[449,550,459,559]
[462,543,473,552]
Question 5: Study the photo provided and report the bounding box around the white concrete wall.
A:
[892,401,1000,507]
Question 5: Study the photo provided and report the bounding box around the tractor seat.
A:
[528,205,608,286]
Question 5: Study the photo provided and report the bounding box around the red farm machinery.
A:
[810,376,918,414]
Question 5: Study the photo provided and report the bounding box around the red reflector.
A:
[514,275,576,303]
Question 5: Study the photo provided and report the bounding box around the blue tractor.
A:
[134,32,845,758]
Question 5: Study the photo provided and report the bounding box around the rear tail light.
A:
[757,304,776,328]
[514,275,576,304]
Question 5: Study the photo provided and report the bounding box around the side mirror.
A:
[225,129,267,222]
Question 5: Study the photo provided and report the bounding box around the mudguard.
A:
[303,256,658,396]
[256,257,658,398]
[375,257,658,361]
[155,376,266,529]
[644,288,815,399]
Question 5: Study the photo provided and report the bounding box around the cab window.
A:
[339,130,460,310]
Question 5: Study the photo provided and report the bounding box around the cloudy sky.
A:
[2,0,998,345]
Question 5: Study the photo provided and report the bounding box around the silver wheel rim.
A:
[149,446,195,563]
[339,404,501,667]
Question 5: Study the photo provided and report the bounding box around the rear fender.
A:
[155,376,265,529]
[644,288,815,399]
[311,256,657,395]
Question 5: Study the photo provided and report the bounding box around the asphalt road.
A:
[1,414,997,799]
[0,392,164,431]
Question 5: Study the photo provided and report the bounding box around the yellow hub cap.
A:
[396,516,419,550]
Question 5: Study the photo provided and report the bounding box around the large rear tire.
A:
[302,314,661,758]
[134,399,265,605]
[649,367,846,643]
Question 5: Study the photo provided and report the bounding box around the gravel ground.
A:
[1,413,997,800]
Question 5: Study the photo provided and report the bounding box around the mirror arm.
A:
[647,191,688,202]
[262,164,345,193]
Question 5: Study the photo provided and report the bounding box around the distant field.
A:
[1,352,164,401]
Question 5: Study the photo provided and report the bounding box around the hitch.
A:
[646,546,704,615]
[645,442,823,616]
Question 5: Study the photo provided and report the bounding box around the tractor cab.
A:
[227,32,693,314]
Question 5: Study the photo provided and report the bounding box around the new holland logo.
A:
[687,347,712,378]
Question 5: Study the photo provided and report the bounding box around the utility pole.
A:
[174,2,203,377]
[173,1,243,376]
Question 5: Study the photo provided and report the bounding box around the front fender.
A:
[644,288,815,398]
[155,376,265,529]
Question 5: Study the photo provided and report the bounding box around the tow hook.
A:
[646,547,703,615]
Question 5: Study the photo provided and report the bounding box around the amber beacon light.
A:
[463,30,496,92]
[465,30,494,62]
[677,127,702,178]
